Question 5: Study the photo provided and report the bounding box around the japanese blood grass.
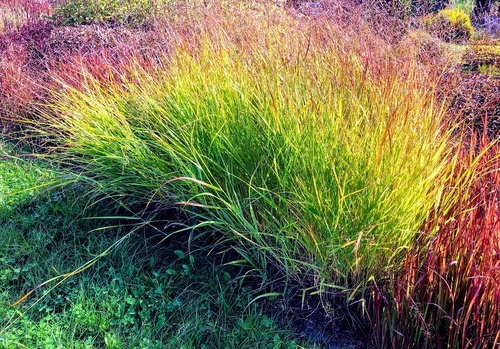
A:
[40,30,453,297]
[372,131,500,349]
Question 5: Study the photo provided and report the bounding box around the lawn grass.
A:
[0,140,306,349]
[0,143,54,211]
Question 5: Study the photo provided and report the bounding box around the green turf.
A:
[0,141,305,348]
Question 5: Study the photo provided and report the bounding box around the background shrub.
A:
[423,7,474,42]
[50,0,166,27]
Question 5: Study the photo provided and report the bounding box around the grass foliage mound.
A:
[42,4,453,295]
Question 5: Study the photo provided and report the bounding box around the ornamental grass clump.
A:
[39,1,454,316]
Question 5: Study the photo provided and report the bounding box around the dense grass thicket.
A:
[1,0,499,348]
[43,9,454,292]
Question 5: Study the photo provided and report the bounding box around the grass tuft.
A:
[39,2,456,309]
